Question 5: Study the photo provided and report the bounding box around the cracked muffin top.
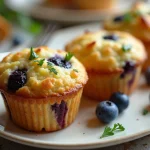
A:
[0,46,88,98]
[65,30,146,73]
[104,2,150,42]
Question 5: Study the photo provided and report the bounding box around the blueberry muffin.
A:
[46,0,116,10]
[0,46,88,132]
[65,31,146,100]
[75,0,117,10]
[104,2,150,70]
[46,0,72,8]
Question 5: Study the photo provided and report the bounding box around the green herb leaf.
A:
[29,47,38,60]
[65,52,73,61]
[100,123,125,139]
[123,13,133,22]
[73,69,78,72]
[100,126,114,139]
[49,67,58,75]
[34,59,45,66]
[143,109,149,115]
[47,61,58,75]
[47,62,53,66]
[122,44,132,52]
[111,123,125,132]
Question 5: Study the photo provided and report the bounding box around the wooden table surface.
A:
[0,134,150,150]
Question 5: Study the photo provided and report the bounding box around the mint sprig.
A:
[34,58,45,66]
[47,62,58,75]
[29,47,38,60]
[65,52,73,62]
[100,123,125,139]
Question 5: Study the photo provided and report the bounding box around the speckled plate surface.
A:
[0,23,150,149]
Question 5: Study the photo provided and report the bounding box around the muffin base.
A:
[83,66,141,101]
[2,88,83,132]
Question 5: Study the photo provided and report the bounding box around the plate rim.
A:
[0,123,150,149]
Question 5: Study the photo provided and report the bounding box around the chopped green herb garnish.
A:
[34,58,45,66]
[47,62,53,66]
[29,47,38,60]
[143,109,149,115]
[49,67,58,75]
[47,61,58,75]
[65,52,73,61]
[123,13,133,22]
[73,69,78,72]
[100,123,125,139]
[122,44,132,52]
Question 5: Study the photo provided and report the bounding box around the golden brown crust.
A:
[0,46,88,98]
[65,30,146,73]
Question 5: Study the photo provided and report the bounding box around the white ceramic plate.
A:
[0,23,150,149]
[6,0,136,23]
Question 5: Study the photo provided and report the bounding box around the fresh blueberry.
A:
[8,69,27,92]
[113,15,124,22]
[12,36,23,46]
[110,92,129,113]
[145,67,150,85]
[96,101,119,123]
[103,35,119,41]
[48,55,72,69]
[120,61,135,78]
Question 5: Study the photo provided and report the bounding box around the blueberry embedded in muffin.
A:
[113,15,124,22]
[51,100,68,128]
[0,46,88,132]
[103,34,119,41]
[120,61,135,78]
[8,69,27,92]
[47,53,73,69]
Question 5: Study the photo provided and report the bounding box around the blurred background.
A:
[0,0,144,52]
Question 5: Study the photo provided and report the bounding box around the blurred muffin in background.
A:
[104,2,150,70]
[47,0,73,8]
[0,15,11,41]
[47,0,117,10]
[66,30,146,100]
[75,0,117,10]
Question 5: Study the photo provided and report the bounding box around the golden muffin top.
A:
[104,2,150,42]
[0,46,88,98]
[65,30,146,73]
